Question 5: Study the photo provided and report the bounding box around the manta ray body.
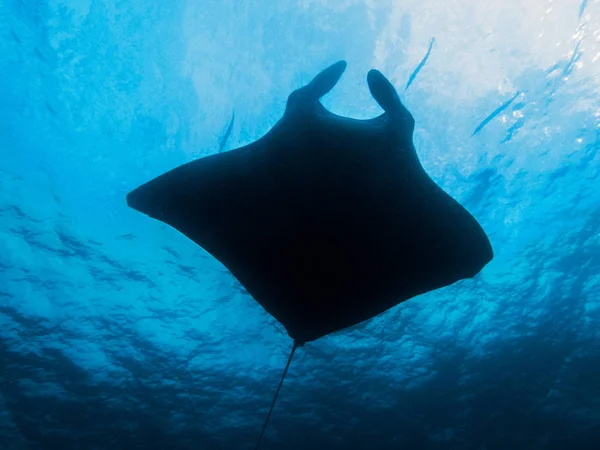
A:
[126,61,493,448]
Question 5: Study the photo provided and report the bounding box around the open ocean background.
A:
[1,0,599,449]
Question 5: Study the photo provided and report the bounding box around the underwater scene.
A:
[0,0,599,449]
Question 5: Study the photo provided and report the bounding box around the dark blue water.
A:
[1,1,599,449]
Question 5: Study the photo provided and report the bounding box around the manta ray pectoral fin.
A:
[367,69,415,136]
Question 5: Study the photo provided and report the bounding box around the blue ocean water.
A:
[1,1,599,449]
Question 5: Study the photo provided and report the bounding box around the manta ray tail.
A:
[254,340,299,450]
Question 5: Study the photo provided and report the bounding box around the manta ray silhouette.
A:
[126,61,493,448]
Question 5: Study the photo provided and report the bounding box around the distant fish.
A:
[218,111,235,153]
[579,0,588,20]
[405,37,435,92]
[563,39,583,77]
[472,91,521,136]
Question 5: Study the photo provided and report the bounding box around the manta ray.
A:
[126,61,493,449]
